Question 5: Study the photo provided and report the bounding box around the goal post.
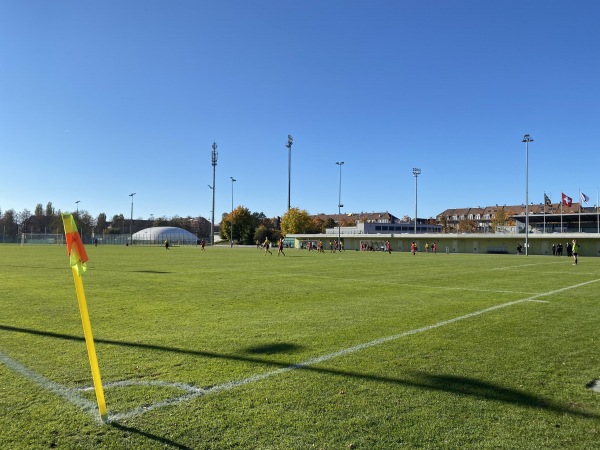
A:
[21,233,65,245]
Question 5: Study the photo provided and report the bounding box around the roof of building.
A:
[438,203,583,218]
[312,211,400,223]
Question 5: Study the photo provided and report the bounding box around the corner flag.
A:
[62,213,107,423]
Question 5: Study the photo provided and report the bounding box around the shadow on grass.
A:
[130,270,173,274]
[2,324,597,420]
[110,422,192,450]
[243,342,303,354]
[406,371,549,407]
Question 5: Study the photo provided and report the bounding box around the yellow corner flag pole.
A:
[62,213,108,423]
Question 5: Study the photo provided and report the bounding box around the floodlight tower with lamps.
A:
[412,168,421,235]
[230,177,236,247]
[211,142,218,245]
[522,134,533,256]
[129,193,136,245]
[286,135,293,211]
[336,162,344,247]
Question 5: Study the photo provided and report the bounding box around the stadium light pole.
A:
[211,142,218,245]
[412,168,421,235]
[522,134,533,256]
[230,177,236,247]
[129,193,136,245]
[286,135,293,211]
[336,162,344,247]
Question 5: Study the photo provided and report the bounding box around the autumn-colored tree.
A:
[322,217,336,231]
[280,207,312,235]
[504,210,517,226]
[440,215,451,233]
[220,206,255,244]
[490,208,508,232]
[340,218,357,227]
[457,219,478,233]
[311,216,325,233]
[254,224,281,244]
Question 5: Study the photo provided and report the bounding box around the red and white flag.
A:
[562,193,572,207]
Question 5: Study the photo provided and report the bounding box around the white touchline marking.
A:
[0,350,100,422]
[2,278,599,424]
[108,277,600,422]
[491,261,565,270]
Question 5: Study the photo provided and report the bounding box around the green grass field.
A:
[1,244,599,449]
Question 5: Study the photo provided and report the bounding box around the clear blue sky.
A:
[1,1,599,222]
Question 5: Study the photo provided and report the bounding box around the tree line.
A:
[0,202,215,239]
[2,203,444,244]
[220,207,358,245]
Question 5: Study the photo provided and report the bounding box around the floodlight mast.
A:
[286,135,293,211]
[211,142,218,245]
[129,193,136,245]
[522,134,533,256]
[412,168,421,235]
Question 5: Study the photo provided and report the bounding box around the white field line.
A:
[108,277,600,422]
[402,284,538,296]
[0,350,100,422]
[490,261,566,270]
[2,278,599,424]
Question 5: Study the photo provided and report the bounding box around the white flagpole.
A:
[560,190,563,233]
[579,189,581,233]
[597,188,599,234]
[543,195,545,234]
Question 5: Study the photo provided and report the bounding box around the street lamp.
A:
[522,134,533,256]
[286,135,293,211]
[75,200,81,218]
[211,142,218,246]
[336,162,344,247]
[230,177,236,247]
[412,168,421,235]
[129,193,136,245]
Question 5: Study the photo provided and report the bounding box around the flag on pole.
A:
[562,193,572,207]
[63,214,88,276]
[62,213,108,423]
[580,192,590,204]
[544,193,552,206]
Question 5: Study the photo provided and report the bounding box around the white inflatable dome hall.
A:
[132,227,198,243]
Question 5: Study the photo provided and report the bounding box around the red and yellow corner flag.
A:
[63,213,88,276]
[62,213,107,423]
